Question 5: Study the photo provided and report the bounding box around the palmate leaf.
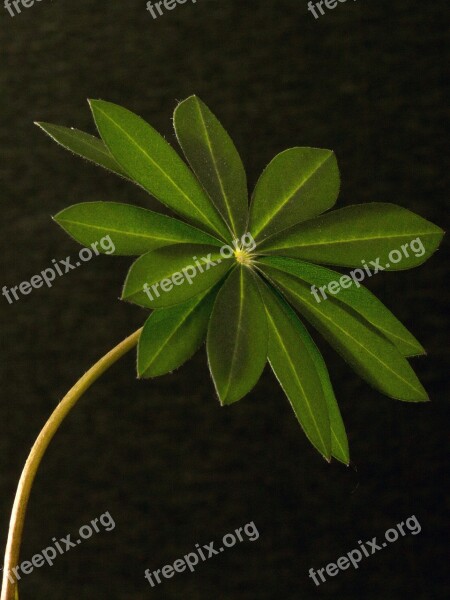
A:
[174,95,248,238]
[259,256,424,357]
[260,203,444,269]
[35,123,130,179]
[138,286,219,378]
[89,100,230,240]
[36,97,445,467]
[207,267,267,405]
[259,280,349,463]
[122,244,233,309]
[54,202,222,256]
[249,147,340,241]
[260,265,428,402]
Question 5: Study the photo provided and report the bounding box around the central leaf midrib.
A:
[331,430,346,458]
[57,218,206,243]
[222,269,246,399]
[195,101,238,236]
[267,230,438,251]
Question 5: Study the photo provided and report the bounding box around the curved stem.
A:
[1,328,142,600]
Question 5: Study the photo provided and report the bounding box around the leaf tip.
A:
[184,93,200,103]
[34,121,51,134]
[415,390,430,403]
[174,94,201,115]
[119,292,127,302]
[217,391,229,407]
[52,209,67,226]
[217,389,242,406]
[87,98,104,113]
[410,347,427,358]
[334,455,351,467]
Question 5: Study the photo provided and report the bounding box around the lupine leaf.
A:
[89,100,230,240]
[259,265,428,402]
[207,266,267,404]
[174,95,248,238]
[249,147,340,241]
[122,244,232,309]
[259,256,424,357]
[54,202,222,256]
[37,98,444,452]
[260,203,444,269]
[258,280,332,460]
[138,286,218,378]
[35,123,130,179]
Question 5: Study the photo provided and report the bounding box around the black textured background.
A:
[0,1,448,598]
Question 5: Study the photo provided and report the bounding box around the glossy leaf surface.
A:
[174,95,248,238]
[138,287,218,377]
[258,281,332,460]
[122,244,232,308]
[89,100,229,239]
[54,202,222,256]
[260,203,444,269]
[207,267,267,405]
[36,122,130,179]
[249,147,340,241]
[259,256,424,357]
[260,265,428,402]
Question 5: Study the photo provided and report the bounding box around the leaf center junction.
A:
[234,248,253,265]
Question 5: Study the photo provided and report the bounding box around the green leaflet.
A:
[138,286,218,378]
[258,281,332,460]
[302,328,350,466]
[260,203,444,269]
[174,95,248,238]
[207,267,268,405]
[54,202,222,256]
[35,123,130,179]
[122,244,232,309]
[258,256,424,357]
[249,147,340,241]
[263,282,350,465]
[89,100,230,240]
[259,265,428,402]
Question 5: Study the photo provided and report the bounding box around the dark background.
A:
[0,1,448,598]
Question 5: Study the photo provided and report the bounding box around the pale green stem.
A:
[1,328,142,600]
